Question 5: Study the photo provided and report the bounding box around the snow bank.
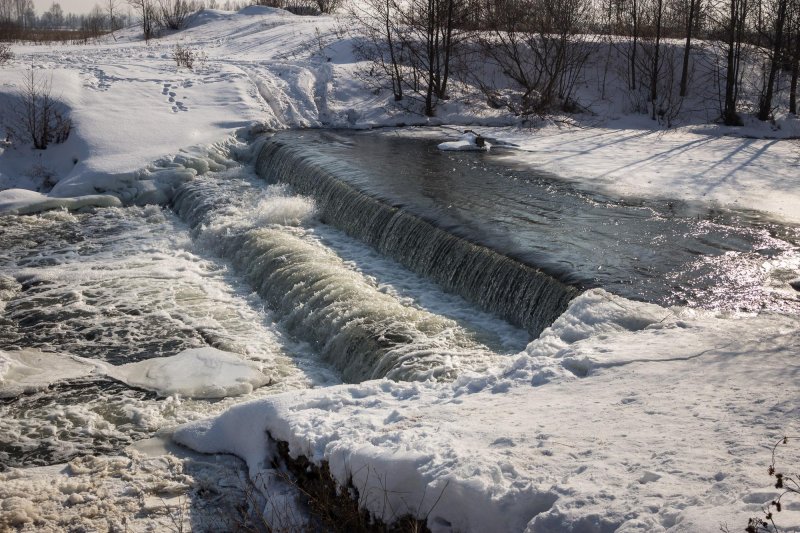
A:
[106,347,270,399]
[0,189,122,216]
[490,124,800,224]
[438,132,491,152]
[175,292,800,532]
[0,350,99,398]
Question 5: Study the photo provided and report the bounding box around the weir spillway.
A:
[255,137,580,338]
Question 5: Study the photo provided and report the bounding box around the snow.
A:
[438,132,492,152]
[489,123,800,225]
[176,290,800,532]
[0,6,798,533]
[105,347,271,399]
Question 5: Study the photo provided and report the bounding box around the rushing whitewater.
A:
[172,175,513,382]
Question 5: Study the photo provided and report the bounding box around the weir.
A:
[255,137,580,338]
[172,179,499,383]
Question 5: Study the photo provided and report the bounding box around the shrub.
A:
[173,43,205,69]
[0,44,13,66]
[742,436,800,533]
[11,70,72,150]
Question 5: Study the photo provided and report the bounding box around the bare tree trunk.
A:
[385,0,402,101]
[438,0,454,99]
[424,0,435,116]
[724,0,746,125]
[630,0,638,90]
[791,17,800,113]
[650,0,664,119]
[757,0,788,120]
[791,58,799,113]
[679,0,699,97]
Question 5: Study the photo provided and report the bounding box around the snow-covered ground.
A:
[1,6,798,220]
[0,6,799,533]
[177,291,800,532]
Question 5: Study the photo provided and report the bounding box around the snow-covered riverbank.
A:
[1,5,799,533]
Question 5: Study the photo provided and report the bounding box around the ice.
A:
[106,347,271,399]
[437,132,492,152]
[0,188,121,215]
[0,349,98,398]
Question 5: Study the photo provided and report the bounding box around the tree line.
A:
[351,0,800,125]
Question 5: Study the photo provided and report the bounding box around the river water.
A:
[0,130,798,526]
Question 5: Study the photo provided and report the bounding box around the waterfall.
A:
[172,179,500,383]
[255,138,580,337]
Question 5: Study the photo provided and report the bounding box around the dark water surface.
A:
[268,129,800,314]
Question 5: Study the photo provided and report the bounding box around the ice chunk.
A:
[438,132,491,152]
[0,189,121,216]
[106,347,270,399]
[0,350,98,398]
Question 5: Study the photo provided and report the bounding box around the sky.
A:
[32,0,116,15]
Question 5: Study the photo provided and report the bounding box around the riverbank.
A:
[0,6,799,532]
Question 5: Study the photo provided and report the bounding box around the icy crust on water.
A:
[0,189,122,216]
[106,347,271,399]
[0,135,245,218]
[0,347,270,401]
[176,289,800,533]
[0,350,98,398]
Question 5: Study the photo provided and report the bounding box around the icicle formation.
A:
[256,138,580,337]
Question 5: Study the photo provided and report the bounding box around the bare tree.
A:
[349,0,407,101]
[106,0,122,40]
[756,0,788,120]
[314,0,340,13]
[128,0,157,41]
[159,0,195,30]
[722,0,750,125]
[478,0,594,115]
[12,69,71,149]
[394,0,465,116]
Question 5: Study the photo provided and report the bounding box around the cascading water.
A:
[172,176,508,383]
[255,139,580,337]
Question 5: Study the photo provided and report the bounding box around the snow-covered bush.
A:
[173,43,206,69]
[10,70,72,150]
[0,44,12,66]
[742,436,800,533]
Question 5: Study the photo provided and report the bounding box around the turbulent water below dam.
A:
[1,129,798,474]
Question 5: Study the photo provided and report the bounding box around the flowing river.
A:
[1,128,798,488]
